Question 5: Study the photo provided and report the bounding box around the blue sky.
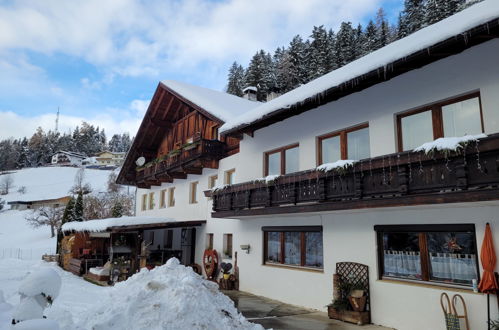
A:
[0,0,403,139]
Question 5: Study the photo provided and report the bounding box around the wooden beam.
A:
[169,172,187,179]
[182,167,203,175]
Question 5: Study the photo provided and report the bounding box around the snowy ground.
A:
[1,167,113,205]
[0,210,56,260]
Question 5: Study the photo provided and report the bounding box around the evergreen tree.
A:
[399,0,425,38]
[121,133,132,153]
[61,197,76,224]
[73,192,84,222]
[364,20,378,53]
[424,0,447,26]
[375,8,390,50]
[335,22,356,67]
[307,26,331,80]
[226,62,245,96]
[111,200,124,218]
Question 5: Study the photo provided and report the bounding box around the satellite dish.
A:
[136,157,146,166]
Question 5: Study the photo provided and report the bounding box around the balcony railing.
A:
[136,139,225,187]
[211,133,499,218]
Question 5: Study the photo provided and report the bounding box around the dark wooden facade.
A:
[210,133,499,218]
[117,83,240,187]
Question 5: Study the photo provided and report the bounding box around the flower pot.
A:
[223,273,230,280]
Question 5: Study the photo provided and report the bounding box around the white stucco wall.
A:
[133,39,499,330]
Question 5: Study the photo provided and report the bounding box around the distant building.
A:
[94,151,125,167]
[51,151,86,166]
[8,196,71,211]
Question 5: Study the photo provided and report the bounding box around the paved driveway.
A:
[223,291,394,330]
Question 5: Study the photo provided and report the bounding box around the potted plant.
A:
[328,275,370,325]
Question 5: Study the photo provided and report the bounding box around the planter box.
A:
[327,306,370,325]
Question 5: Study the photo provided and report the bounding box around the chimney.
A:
[242,86,258,101]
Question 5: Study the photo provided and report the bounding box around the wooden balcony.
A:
[210,133,499,218]
[136,139,225,188]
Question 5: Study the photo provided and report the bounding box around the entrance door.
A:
[180,228,196,265]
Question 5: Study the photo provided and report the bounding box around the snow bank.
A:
[161,80,257,122]
[413,134,487,154]
[18,268,61,301]
[317,160,357,172]
[220,0,499,133]
[77,258,263,330]
[61,216,175,233]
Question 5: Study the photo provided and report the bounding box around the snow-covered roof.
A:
[160,80,258,122]
[61,216,175,233]
[54,151,86,158]
[220,0,499,134]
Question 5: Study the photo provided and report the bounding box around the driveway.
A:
[223,291,395,330]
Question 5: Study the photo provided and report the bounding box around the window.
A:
[375,224,479,287]
[160,189,167,208]
[164,229,173,249]
[208,175,218,189]
[397,93,483,151]
[206,233,214,249]
[189,182,198,204]
[223,234,233,258]
[263,226,323,269]
[148,192,155,210]
[317,123,370,165]
[141,194,147,211]
[168,187,175,207]
[264,144,299,176]
[224,169,235,185]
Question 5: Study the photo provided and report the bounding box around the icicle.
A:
[418,153,424,174]
[475,140,483,172]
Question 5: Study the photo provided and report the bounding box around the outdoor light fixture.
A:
[240,244,250,254]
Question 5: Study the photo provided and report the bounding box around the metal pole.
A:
[488,294,490,330]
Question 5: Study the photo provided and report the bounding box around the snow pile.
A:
[61,216,175,233]
[413,134,487,154]
[76,258,263,330]
[161,80,257,122]
[0,290,14,329]
[317,160,357,172]
[12,268,61,324]
[253,175,280,184]
[220,0,499,133]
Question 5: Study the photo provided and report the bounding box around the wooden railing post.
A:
[454,158,468,190]
[318,178,327,202]
[354,173,362,199]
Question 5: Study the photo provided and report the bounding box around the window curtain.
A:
[430,253,477,282]
[384,250,421,278]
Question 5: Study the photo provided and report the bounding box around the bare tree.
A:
[107,171,121,193]
[83,192,133,220]
[25,206,64,238]
[0,174,14,195]
[70,168,91,195]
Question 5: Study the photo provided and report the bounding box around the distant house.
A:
[8,196,71,211]
[51,151,86,166]
[94,151,125,167]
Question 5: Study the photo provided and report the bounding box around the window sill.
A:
[378,278,482,295]
[263,262,324,273]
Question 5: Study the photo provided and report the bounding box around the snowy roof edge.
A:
[220,0,499,135]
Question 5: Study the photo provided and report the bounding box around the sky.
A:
[0,0,403,140]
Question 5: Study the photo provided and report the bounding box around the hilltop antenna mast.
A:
[55,106,60,132]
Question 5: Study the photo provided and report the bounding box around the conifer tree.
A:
[226,62,245,96]
[73,192,84,222]
[61,197,75,224]
[424,0,447,26]
[335,22,356,67]
[308,26,330,80]
[364,20,378,53]
[111,201,124,218]
[399,0,425,37]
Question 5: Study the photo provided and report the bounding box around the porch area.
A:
[223,291,394,330]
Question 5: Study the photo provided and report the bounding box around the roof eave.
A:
[221,18,499,138]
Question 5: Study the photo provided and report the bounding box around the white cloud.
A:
[0,99,148,140]
[0,0,388,78]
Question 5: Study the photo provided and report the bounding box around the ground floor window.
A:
[375,224,479,287]
[263,226,323,269]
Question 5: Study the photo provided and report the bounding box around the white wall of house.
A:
[133,39,499,330]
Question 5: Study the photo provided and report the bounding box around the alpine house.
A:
[117,1,499,329]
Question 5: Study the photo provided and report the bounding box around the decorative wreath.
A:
[203,249,219,280]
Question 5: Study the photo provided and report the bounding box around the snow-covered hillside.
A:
[1,167,112,204]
